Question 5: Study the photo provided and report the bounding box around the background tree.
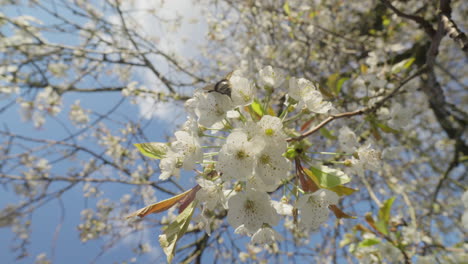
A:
[0,0,466,263]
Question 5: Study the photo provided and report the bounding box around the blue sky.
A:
[0,1,208,262]
[0,90,163,263]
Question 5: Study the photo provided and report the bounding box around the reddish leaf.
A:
[300,118,315,132]
[329,204,356,219]
[301,167,320,192]
[298,168,319,192]
[178,185,202,213]
[126,188,194,218]
[364,212,384,236]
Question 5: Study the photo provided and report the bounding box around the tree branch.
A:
[288,67,426,142]
[380,0,436,36]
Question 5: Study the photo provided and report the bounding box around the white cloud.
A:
[126,0,208,122]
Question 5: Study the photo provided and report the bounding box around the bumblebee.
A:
[203,72,233,97]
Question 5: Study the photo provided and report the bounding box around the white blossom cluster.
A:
[17,86,62,128]
[68,100,90,126]
[153,66,347,244]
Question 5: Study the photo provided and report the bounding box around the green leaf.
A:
[250,99,265,117]
[285,147,298,159]
[358,238,381,248]
[375,197,396,235]
[403,57,415,69]
[302,167,320,187]
[378,197,396,223]
[319,127,337,140]
[134,142,168,159]
[328,185,358,196]
[326,73,349,96]
[360,64,368,74]
[375,220,388,236]
[309,166,350,188]
[159,202,196,263]
[376,122,399,134]
[326,73,339,94]
[382,16,391,27]
[283,2,291,16]
[339,234,354,248]
[336,77,349,95]
[391,58,415,73]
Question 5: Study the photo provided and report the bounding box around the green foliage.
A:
[307,166,351,189]
[376,197,396,236]
[358,238,380,248]
[391,58,415,74]
[134,142,168,159]
[319,127,337,140]
[376,122,399,134]
[250,98,265,117]
[326,73,349,96]
[328,185,358,196]
[159,202,196,263]
[283,2,291,16]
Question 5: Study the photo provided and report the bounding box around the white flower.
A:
[194,207,221,235]
[230,71,255,106]
[288,77,312,104]
[172,131,203,170]
[196,178,227,210]
[216,131,258,180]
[227,189,279,233]
[351,144,381,176]
[251,227,284,245]
[462,212,468,230]
[69,100,90,126]
[401,225,422,244]
[254,146,291,191]
[297,189,338,230]
[255,115,287,150]
[338,126,358,153]
[417,255,436,264]
[377,107,391,120]
[303,90,332,114]
[378,242,404,262]
[121,81,138,97]
[288,77,331,113]
[234,225,251,236]
[354,74,387,97]
[389,103,411,129]
[246,174,269,192]
[36,86,61,116]
[365,51,379,70]
[181,117,199,135]
[242,120,262,141]
[358,145,381,171]
[159,150,182,180]
[257,115,285,139]
[272,198,293,216]
[48,63,67,78]
[35,252,51,264]
[462,191,468,229]
[238,244,263,262]
[226,110,240,119]
[462,191,468,208]
[185,89,232,127]
[258,65,283,89]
